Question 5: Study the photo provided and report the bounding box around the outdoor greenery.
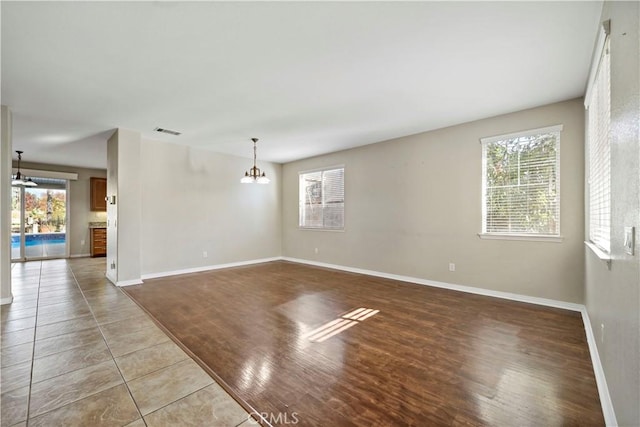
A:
[12,188,66,233]
[484,132,559,234]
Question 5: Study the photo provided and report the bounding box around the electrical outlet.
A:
[314,248,319,254]
[203,251,208,258]
[449,263,455,272]
[80,240,85,246]
[110,261,116,270]
[601,323,605,344]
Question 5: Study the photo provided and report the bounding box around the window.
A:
[299,167,344,230]
[586,23,611,254]
[481,125,561,238]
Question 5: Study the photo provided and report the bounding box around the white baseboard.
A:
[281,257,583,312]
[0,295,14,305]
[69,253,91,258]
[116,278,143,287]
[281,256,616,425]
[580,309,618,426]
[140,257,282,281]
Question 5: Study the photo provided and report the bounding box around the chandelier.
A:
[12,151,37,187]
[241,138,270,184]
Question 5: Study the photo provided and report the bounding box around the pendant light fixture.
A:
[12,151,37,187]
[241,138,270,184]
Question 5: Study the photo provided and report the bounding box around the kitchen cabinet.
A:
[91,227,106,257]
[90,177,107,211]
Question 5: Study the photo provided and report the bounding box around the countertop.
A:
[89,222,107,229]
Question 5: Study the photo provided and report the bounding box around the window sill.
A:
[478,233,563,243]
[299,227,345,233]
[585,241,612,269]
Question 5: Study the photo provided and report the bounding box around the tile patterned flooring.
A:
[1,258,251,426]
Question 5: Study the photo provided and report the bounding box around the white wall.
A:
[585,2,640,425]
[283,99,585,303]
[139,138,281,276]
[1,106,13,304]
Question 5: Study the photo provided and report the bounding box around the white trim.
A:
[0,295,14,305]
[69,253,91,258]
[585,241,612,269]
[281,257,582,311]
[299,227,345,233]
[478,233,563,243]
[116,278,143,287]
[140,257,281,280]
[11,168,78,181]
[480,124,563,145]
[580,309,618,426]
[65,180,71,259]
[585,20,611,108]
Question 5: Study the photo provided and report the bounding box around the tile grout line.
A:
[24,262,102,423]
[24,260,43,427]
[81,263,245,424]
[86,283,227,421]
[68,261,149,427]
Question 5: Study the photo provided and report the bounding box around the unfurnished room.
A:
[0,1,638,426]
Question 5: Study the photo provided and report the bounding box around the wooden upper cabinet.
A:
[90,177,107,211]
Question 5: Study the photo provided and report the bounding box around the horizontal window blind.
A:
[299,167,344,229]
[482,127,561,235]
[587,38,611,253]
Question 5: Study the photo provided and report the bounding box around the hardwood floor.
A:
[124,261,604,426]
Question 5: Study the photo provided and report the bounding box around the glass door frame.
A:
[11,180,71,261]
[11,185,25,261]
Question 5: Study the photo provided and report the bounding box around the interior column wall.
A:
[106,128,143,286]
[1,106,13,304]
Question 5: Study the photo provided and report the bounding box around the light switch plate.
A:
[624,226,635,255]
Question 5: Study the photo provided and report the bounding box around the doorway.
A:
[11,177,68,261]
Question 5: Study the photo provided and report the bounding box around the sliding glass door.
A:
[11,186,22,260]
[11,178,68,261]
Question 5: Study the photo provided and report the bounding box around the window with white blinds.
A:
[481,125,561,237]
[586,36,611,253]
[299,167,344,230]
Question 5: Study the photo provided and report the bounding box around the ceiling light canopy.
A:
[241,138,270,184]
[12,151,37,187]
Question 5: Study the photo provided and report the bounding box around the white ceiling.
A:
[2,1,602,170]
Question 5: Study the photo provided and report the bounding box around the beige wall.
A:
[585,2,640,425]
[16,161,107,258]
[283,98,585,303]
[139,138,281,276]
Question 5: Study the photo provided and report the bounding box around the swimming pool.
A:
[11,232,66,258]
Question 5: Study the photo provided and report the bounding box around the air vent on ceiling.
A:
[154,127,181,136]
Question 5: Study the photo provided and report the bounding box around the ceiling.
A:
[2,1,602,170]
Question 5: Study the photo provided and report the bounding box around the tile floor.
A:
[1,258,252,426]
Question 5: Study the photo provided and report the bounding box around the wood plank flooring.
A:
[123,261,604,426]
